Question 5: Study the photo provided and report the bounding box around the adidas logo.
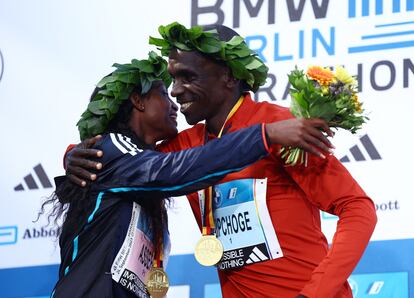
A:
[245,246,268,264]
[14,164,53,191]
[110,133,142,156]
[340,134,381,163]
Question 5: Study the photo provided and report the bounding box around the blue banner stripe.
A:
[348,0,356,18]
[375,20,414,28]
[408,0,414,11]
[0,264,59,297]
[353,239,414,297]
[1,238,413,297]
[361,30,414,40]
[393,0,401,12]
[362,0,370,16]
[375,0,383,15]
[348,40,414,53]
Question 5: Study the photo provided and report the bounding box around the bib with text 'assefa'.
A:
[111,203,170,298]
[210,178,283,270]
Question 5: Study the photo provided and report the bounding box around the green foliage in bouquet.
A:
[77,51,172,140]
[281,65,368,166]
[149,22,268,92]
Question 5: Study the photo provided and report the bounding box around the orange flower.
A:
[307,66,334,86]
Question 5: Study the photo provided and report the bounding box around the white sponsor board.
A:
[0,0,413,297]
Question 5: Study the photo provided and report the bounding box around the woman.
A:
[48,52,332,298]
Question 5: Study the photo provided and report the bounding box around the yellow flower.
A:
[321,86,329,95]
[307,66,334,86]
[353,94,363,112]
[335,66,357,86]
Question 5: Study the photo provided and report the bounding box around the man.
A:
[66,23,376,297]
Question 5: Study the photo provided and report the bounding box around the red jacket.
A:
[159,93,377,298]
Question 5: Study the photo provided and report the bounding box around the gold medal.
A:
[194,235,224,266]
[146,267,169,298]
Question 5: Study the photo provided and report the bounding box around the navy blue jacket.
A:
[53,124,268,298]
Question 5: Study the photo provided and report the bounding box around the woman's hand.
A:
[265,118,334,159]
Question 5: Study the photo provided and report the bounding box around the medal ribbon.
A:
[153,250,163,268]
[147,235,169,298]
[153,236,164,268]
[201,95,244,236]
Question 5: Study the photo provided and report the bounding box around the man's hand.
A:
[265,118,334,159]
[65,135,103,187]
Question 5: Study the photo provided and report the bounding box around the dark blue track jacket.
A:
[52,124,269,298]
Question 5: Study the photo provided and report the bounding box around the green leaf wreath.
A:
[77,51,172,140]
[149,22,268,92]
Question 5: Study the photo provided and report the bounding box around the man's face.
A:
[168,49,227,125]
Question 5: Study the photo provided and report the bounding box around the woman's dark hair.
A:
[39,82,168,253]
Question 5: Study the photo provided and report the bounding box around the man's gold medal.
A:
[146,267,169,298]
[194,235,223,266]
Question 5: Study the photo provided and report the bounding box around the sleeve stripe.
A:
[124,135,141,151]
[64,191,104,276]
[110,133,128,154]
[118,133,141,154]
[106,165,246,194]
[110,133,141,156]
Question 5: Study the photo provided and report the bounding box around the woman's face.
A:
[142,81,178,142]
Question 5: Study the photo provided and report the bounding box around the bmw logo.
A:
[214,189,223,208]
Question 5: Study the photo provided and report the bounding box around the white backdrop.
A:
[0,1,413,297]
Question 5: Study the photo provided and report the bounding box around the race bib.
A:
[210,178,283,270]
[111,203,170,298]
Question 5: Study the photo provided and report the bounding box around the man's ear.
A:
[130,92,145,111]
[222,67,239,89]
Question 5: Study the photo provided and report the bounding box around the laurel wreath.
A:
[149,22,268,92]
[77,51,172,140]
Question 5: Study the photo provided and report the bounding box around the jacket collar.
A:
[204,92,256,141]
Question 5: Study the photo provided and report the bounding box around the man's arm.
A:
[64,135,103,187]
[285,154,377,297]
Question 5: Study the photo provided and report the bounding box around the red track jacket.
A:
[159,93,377,298]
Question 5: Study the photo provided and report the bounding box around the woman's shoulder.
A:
[157,124,205,152]
[98,132,145,156]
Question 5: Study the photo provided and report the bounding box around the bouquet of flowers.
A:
[280,65,368,166]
